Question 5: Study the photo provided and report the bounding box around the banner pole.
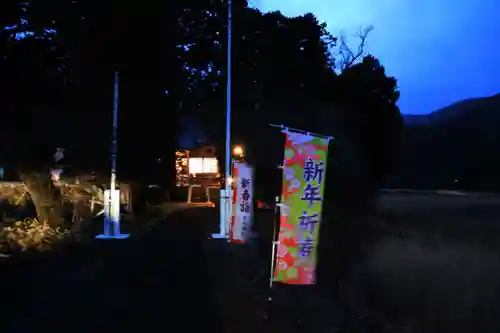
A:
[268,194,280,293]
[268,123,333,140]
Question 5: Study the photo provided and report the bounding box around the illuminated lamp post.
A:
[232,145,244,159]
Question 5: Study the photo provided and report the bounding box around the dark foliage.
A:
[1,1,401,191]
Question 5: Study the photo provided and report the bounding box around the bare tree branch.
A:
[335,25,373,71]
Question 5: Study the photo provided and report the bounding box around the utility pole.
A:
[213,0,232,239]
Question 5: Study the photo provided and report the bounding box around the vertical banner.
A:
[230,161,254,243]
[273,130,330,284]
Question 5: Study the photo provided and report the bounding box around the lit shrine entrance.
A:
[175,145,221,206]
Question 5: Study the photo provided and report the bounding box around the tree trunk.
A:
[20,172,64,228]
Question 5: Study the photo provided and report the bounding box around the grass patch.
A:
[335,192,500,333]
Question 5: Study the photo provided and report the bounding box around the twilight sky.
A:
[253,0,500,114]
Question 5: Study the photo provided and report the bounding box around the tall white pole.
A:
[214,0,232,239]
[111,71,118,192]
[224,0,232,236]
[97,70,129,239]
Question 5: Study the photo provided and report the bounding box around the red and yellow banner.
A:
[273,131,330,284]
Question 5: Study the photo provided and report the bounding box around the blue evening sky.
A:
[253,0,500,114]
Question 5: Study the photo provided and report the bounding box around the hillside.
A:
[389,93,500,191]
[403,93,500,126]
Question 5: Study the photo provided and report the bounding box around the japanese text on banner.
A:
[273,131,330,284]
[230,162,254,242]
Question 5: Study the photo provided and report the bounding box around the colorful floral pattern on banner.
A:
[273,131,330,284]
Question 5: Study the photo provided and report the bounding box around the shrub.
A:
[0,218,69,254]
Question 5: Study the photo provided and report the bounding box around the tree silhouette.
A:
[1,0,402,200]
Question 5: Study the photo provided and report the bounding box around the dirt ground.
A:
[1,192,499,333]
[0,206,223,333]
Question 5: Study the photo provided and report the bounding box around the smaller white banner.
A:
[231,162,253,242]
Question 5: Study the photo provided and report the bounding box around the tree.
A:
[0,1,80,227]
[335,55,402,195]
[0,1,70,165]
[1,0,191,173]
[167,5,402,204]
[1,1,403,224]
[1,0,184,222]
[335,25,373,71]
